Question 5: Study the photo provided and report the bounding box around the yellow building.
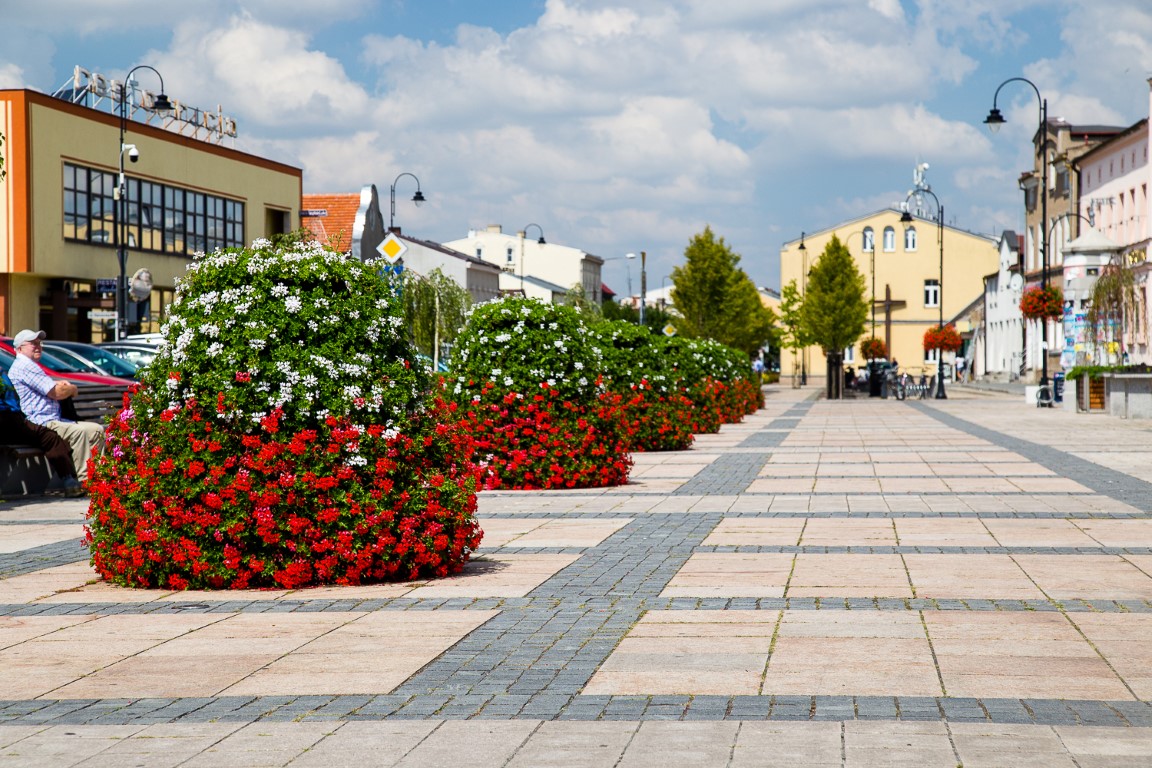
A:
[779,209,999,385]
[0,79,301,340]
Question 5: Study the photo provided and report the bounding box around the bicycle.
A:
[1036,383,1053,408]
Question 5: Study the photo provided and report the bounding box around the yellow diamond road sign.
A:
[663,324,677,337]
[377,233,407,264]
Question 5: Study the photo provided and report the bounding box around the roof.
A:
[602,282,617,299]
[301,194,361,253]
[1073,118,1150,167]
[401,235,501,272]
[781,208,998,248]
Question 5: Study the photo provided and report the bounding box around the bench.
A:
[1,385,120,497]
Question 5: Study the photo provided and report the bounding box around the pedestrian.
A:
[956,357,967,383]
[0,370,85,496]
[751,356,764,386]
[7,329,104,484]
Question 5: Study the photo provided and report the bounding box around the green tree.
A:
[800,235,868,398]
[778,280,811,388]
[566,282,603,320]
[403,267,471,369]
[1086,261,1141,365]
[670,226,776,355]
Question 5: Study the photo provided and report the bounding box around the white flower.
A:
[285,296,302,313]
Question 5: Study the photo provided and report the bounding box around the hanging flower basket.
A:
[922,324,962,352]
[1019,285,1064,319]
[859,336,887,361]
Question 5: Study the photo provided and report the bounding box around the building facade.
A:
[976,232,1025,380]
[443,225,604,304]
[779,209,999,385]
[0,85,301,341]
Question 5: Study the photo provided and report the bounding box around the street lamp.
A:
[115,65,172,341]
[799,234,808,388]
[389,172,426,232]
[900,188,946,399]
[627,251,647,326]
[985,77,1050,388]
[518,224,545,293]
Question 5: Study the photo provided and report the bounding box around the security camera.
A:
[127,144,140,163]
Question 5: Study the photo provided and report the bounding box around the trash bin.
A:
[1053,372,1065,404]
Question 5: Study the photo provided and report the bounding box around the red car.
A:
[1,341,132,422]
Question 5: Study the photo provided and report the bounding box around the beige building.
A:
[0,81,301,340]
[780,208,999,385]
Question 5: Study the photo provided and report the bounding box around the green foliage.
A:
[403,267,472,364]
[450,296,604,405]
[1065,364,1116,381]
[670,227,776,355]
[565,282,603,320]
[800,235,868,354]
[590,320,672,393]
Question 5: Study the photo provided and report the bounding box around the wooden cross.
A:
[874,284,906,356]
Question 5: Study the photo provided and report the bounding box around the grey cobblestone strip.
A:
[914,402,1152,511]
[738,403,815,449]
[390,515,719,700]
[0,538,85,578]
[5,595,1149,617]
[672,453,773,495]
[1,695,1148,726]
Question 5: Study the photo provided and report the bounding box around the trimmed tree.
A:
[800,235,868,399]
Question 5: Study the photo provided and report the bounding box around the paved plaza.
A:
[3,385,1152,765]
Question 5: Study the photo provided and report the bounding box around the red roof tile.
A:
[301,193,361,253]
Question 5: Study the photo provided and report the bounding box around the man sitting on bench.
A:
[8,329,105,488]
[1,370,85,496]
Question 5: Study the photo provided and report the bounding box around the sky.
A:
[4,0,1152,295]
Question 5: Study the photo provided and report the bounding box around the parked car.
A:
[0,346,130,422]
[96,342,160,369]
[44,340,142,378]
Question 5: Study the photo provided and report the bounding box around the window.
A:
[843,346,855,363]
[63,163,243,256]
[904,226,917,252]
[862,227,874,252]
[506,246,514,263]
[924,347,939,365]
[883,226,896,252]
[924,279,940,307]
[476,247,483,259]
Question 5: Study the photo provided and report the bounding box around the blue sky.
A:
[4,1,1152,294]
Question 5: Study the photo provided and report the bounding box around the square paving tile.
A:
[583,611,779,696]
[798,518,896,546]
[1016,555,1152,600]
[982,519,1100,547]
[701,518,806,546]
[0,561,98,604]
[788,554,912,598]
[1069,613,1152,700]
[661,553,794,598]
[926,611,1133,700]
[764,611,941,697]
[904,554,1044,600]
[1075,519,1152,548]
[894,518,998,547]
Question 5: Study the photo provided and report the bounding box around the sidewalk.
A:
[2,385,1151,766]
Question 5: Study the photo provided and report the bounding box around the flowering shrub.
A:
[1020,285,1064,319]
[922,324,963,352]
[660,337,762,430]
[591,321,694,452]
[860,336,887,360]
[450,297,632,488]
[86,240,482,589]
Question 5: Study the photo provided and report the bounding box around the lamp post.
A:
[518,224,545,293]
[800,234,808,388]
[985,77,1050,388]
[900,187,947,399]
[626,252,647,325]
[389,172,426,232]
[115,65,172,341]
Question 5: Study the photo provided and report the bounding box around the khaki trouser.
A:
[46,420,105,483]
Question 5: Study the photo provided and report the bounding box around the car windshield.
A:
[50,343,139,377]
[35,347,90,373]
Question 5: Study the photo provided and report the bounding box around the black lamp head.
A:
[900,209,914,224]
[984,107,1006,133]
[411,190,426,206]
[151,92,174,114]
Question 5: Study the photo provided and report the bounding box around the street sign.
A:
[96,278,117,293]
[377,233,407,264]
[663,324,677,337]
